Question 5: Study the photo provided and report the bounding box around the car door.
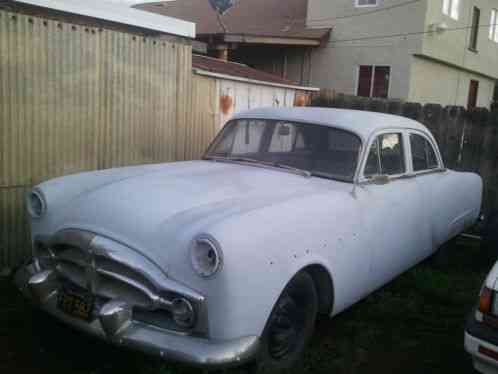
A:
[408,131,451,252]
[357,130,427,291]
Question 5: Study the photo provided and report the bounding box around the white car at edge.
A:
[14,108,482,371]
[466,260,498,374]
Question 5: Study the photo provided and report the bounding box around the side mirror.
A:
[370,174,390,185]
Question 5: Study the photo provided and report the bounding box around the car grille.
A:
[39,243,162,310]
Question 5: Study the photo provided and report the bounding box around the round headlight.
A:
[171,297,195,328]
[27,189,46,218]
[190,235,223,278]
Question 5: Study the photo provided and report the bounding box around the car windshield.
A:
[204,119,362,182]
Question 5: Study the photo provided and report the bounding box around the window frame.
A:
[442,0,460,20]
[408,130,444,174]
[204,118,364,183]
[360,129,445,182]
[355,64,391,99]
[408,131,442,174]
[360,129,409,181]
[354,0,378,8]
[469,6,481,52]
[490,9,498,43]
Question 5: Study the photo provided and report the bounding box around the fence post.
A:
[439,106,466,169]
[401,102,423,121]
[366,99,388,113]
[350,96,369,111]
[480,108,498,216]
[387,100,403,115]
[421,104,443,143]
[461,108,488,173]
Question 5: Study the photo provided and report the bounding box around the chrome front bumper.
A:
[14,261,260,368]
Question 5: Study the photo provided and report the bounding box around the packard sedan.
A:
[15,108,482,371]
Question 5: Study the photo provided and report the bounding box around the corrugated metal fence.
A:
[0,10,194,268]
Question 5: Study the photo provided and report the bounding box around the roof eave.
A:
[222,33,324,46]
[13,0,196,38]
[193,68,320,91]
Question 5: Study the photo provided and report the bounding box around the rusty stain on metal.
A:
[220,94,232,115]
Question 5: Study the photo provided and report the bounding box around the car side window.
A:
[410,133,439,171]
[364,138,380,176]
[364,133,405,177]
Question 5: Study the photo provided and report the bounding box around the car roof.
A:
[232,107,430,142]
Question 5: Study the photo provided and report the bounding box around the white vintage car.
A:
[15,108,482,371]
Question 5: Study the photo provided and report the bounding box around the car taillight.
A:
[479,287,493,314]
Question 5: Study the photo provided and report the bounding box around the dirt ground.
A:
[0,237,494,374]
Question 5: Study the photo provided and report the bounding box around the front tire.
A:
[255,271,318,372]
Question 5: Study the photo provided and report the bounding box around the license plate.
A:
[57,287,94,322]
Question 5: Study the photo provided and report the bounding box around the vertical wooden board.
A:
[387,100,403,115]
[461,109,487,173]
[401,102,423,121]
[421,104,443,143]
[482,111,498,214]
[444,106,466,170]
[366,99,388,113]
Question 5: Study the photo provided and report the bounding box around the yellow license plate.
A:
[57,288,94,322]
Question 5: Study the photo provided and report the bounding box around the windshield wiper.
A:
[204,155,271,165]
[204,156,311,178]
[310,171,352,183]
[271,163,311,178]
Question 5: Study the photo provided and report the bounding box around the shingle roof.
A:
[192,54,299,85]
[135,0,330,42]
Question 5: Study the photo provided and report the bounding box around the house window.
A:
[357,65,390,98]
[469,7,480,51]
[490,9,498,42]
[442,0,460,20]
[467,80,479,109]
[355,0,378,7]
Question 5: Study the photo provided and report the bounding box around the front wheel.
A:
[254,271,318,372]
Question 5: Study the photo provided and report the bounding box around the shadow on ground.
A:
[0,237,494,374]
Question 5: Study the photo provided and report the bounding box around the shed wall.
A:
[0,10,192,267]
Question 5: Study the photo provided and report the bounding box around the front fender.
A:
[198,226,335,341]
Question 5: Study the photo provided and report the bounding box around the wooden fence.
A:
[311,92,498,217]
[0,9,198,268]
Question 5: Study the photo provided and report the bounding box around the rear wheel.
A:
[254,271,318,372]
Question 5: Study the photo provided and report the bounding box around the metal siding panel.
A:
[0,9,190,268]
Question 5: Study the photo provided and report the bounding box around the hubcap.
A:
[268,294,305,359]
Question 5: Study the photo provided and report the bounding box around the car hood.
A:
[47,160,350,269]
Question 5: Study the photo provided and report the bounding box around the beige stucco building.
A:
[306,0,498,108]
